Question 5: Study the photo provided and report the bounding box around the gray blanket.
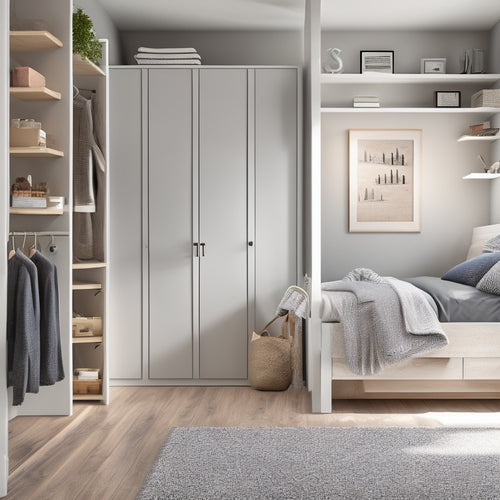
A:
[322,268,448,375]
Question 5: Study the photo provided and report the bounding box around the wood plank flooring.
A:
[6,386,500,499]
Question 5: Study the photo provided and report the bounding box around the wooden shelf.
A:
[457,134,500,142]
[321,107,500,114]
[10,30,63,51]
[320,73,500,85]
[73,261,107,269]
[73,336,103,344]
[73,282,102,290]
[9,207,63,215]
[10,87,61,101]
[73,54,106,76]
[463,173,500,180]
[73,394,104,401]
[10,146,64,158]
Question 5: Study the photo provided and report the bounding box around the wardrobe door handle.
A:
[200,243,206,257]
[193,243,199,257]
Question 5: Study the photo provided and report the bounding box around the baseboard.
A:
[0,454,8,498]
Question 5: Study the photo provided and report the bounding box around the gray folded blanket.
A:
[323,268,448,375]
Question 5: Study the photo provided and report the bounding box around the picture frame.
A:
[420,58,447,74]
[360,51,394,74]
[434,91,461,108]
[349,129,422,232]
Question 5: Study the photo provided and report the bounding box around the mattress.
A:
[321,276,500,323]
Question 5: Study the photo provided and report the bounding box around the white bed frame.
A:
[315,321,500,413]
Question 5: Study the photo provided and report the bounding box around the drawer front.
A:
[464,358,500,380]
[332,357,463,380]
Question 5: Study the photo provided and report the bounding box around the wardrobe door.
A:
[254,68,298,331]
[109,68,143,380]
[148,69,193,379]
[198,69,248,379]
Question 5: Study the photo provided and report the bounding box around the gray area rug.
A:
[137,426,500,499]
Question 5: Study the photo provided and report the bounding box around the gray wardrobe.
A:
[108,66,299,384]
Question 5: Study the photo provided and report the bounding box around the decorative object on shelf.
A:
[10,118,46,147]
[360,50,394,74]
[72,316,103,338]
[420,58,446,74]
[10,176,48,208]
[434,91,461,108]
[352,95,380,108]
[471,89,500,108]
[323,47,344,74]
[72,7,102,66]
[11,66,46,87]
[348,129,422,233]
[462,49,486,74]
[469,121,490,135]
[477,155,500,173]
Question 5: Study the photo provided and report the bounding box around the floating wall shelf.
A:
[10,87,62,101]
[10,30,63,51]
[10,146,64,157]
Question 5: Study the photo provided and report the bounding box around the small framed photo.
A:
[421,58,447,74]
[360,51,394,74]
[434,91,461,108]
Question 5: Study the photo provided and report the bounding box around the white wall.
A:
[322,112,492,280]
[74,0,122,64]
[321,30,489,75]
[488,22,500,223]
[120,30,303,66]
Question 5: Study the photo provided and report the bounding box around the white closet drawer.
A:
[464,358,500,380]
[332,357,463,380]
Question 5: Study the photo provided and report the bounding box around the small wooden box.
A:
[10,127,45,147]
[72,317,103,337]
[11,66,46,87]
[73,377,102,395]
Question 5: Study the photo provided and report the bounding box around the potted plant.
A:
[73,7,102,66]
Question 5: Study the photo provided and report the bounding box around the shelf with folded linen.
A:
[133,46,202,65]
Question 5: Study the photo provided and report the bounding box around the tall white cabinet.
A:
[109,66,299,384]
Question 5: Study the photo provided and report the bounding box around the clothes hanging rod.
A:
[9,231,69,237]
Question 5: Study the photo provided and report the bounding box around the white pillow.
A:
[466,223,500,260]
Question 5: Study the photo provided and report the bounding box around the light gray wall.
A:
[322,113,491,281]
[120,30,303,66]
[75,0,122,64]
[488,22,500,223]
[321,30,489,75]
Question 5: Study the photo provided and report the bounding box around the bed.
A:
[314,224,500,413]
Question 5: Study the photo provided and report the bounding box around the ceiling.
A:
[98,0,500,32]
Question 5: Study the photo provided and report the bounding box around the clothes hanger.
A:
[73,85,80,98]
[21,232,27,255]
[29,233,38,258]
[8,235,15,260]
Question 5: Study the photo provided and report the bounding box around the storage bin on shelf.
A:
[72,316,103,337]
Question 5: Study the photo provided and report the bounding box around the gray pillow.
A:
[476,260,500,295]
[441,252,500,287]
[483,234,500,253]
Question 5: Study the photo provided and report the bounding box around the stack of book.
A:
[353,96,380,108]
[76,368,99,380]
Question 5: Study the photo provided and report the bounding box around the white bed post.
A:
[304,0,330,412]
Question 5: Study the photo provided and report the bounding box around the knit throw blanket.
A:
[322,268,448,376]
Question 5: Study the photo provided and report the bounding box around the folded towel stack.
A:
[133,47,202,65]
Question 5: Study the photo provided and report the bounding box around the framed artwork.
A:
[434,90,461,108]
[420,58,447,74]
[360,50,394,74]
[348,129,422,232]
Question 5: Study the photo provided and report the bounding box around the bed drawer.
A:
[332,357,463,380]
[464,358,500,380]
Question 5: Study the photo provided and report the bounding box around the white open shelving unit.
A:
[72,39,109,404]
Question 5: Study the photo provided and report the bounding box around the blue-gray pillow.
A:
[441,252,500,287]
[476,260,500,295]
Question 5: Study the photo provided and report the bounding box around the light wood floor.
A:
[6,386,500,499]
